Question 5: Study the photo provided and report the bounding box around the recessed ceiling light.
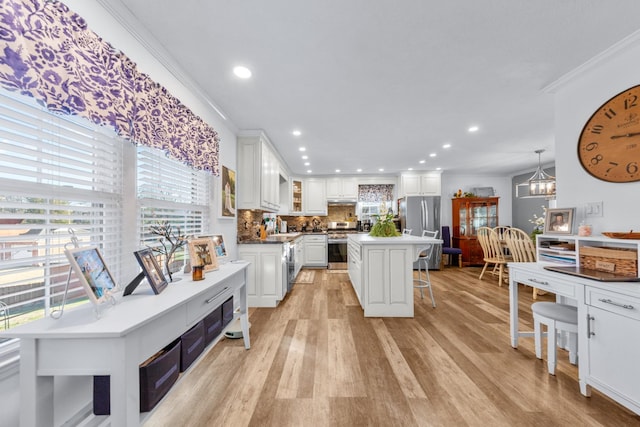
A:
[468,125,479,132]
[357,168,362,172]
[430,153,437,157]
[442,143,451,149]
[233,66,252,79]
[408,167,414,171]
[378,168,384,172]
[302,155,308,159]
[307,169,312,173]
[304,162,310,166]
[293,130,302,136]
[336,169,341,173]
[299,147,306,151]
[419,160,426,164]
[436,167,442,170]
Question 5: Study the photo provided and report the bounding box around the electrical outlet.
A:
[585,201,603,217]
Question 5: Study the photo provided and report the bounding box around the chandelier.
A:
[527,149,556,196]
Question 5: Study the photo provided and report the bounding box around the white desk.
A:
[0,262,250,427]
[508,262,640,415]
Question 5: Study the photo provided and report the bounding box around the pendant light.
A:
[527,149,555,197]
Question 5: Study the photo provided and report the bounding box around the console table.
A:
[0,261,250,427]
[509,261,640,415]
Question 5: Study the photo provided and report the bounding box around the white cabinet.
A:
[239,243,287,307]
[294,236,304,278]
[304,234,328,267]
[291,179,303,214]
[326,177,358,200]
[303,178,327,215]
[583,286,640,414]
[237,131,280,212]
[348,239,362,304]
[399,172,441,197]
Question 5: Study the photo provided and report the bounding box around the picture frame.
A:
[544,208,575,235]
[221,165,236,218]
[188,237,219,271]
[199,234,228,264]
[133,248,168,294]
[65,246,118,307]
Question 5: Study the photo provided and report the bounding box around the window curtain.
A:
[0,0,220,175]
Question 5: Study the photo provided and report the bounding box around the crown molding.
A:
[543,29,640,94]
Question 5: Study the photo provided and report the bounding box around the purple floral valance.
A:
[0,0,220,175]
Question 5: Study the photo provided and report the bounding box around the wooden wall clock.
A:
[578,84,640,182]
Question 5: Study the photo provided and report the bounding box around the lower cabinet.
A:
[304,234,328,267]
[348,240,362,304]
[239,243,288,307]
[583,286,640,413]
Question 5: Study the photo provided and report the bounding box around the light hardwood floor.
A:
[144,267,640,426]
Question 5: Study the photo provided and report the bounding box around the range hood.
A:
[327,200,357,206]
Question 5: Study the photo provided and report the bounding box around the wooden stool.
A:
[532,302,578,375]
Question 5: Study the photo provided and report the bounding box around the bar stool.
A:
[532,302,578,375]
[414,230,438,307]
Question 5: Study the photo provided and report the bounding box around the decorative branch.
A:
[148,221,189,281]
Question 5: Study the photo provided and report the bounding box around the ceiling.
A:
[104,1,640,177]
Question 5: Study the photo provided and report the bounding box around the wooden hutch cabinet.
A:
[452,197,499,266]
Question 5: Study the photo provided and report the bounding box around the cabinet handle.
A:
[528,278,549,286]
[586,314,595,338]
[598,298,634,310]
[206,287,229,304]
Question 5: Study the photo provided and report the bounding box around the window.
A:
[0,90,123,334]
[0,89,213,345]
[137,146,210,271]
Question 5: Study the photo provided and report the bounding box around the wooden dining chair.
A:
[477,227,511,286]
[504,227,544,298]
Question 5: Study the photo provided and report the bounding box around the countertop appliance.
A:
[326,221,358,270]
[398,196,442,270]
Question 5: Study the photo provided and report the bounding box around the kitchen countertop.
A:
[238,231,327,244]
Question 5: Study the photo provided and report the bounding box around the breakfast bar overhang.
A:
[347,234,443,317]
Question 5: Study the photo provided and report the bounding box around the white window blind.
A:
[0,90,123,333]
[137,146,210,254]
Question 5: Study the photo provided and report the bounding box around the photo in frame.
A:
[221,165,236,218]
[199,234,228,264]
[188,237,219,271]
[133,248,168,294]
[544,208,575,234]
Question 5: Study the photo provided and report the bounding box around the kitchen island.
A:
[347,234,442,317]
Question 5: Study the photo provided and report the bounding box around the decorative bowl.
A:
[602,232,640,240]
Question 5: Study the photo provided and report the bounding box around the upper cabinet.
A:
[237,131,281,212]
[399,172,441,197]
[291,179,303,214]
[303,178,327,215]
[326,177,358,201]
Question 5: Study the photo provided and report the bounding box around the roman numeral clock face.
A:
[578,84,640,183]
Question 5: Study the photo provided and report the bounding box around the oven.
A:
[327,221,358,270]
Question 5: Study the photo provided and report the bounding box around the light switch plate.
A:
[585,201,603,217]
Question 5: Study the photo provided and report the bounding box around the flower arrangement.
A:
[529,206,547,241]
[148,221,189,281]
[369,202,401,237]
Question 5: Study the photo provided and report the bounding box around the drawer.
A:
[186,283,235,325]
[586,287,640,321]
[511,268,577,298]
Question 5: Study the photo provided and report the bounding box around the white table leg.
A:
[239,283,251,349]
[110,339,140,426]
[509,278,520,348]
[20,338,54,427]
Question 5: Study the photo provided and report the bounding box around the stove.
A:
[327,222,358,269]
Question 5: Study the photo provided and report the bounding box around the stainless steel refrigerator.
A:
[398,196,442,270]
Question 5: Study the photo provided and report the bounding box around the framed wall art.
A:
[544,208,575,235]
[188,237,219,271]
[221,165,236,218]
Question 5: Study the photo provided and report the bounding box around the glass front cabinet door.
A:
[452,197,499,266]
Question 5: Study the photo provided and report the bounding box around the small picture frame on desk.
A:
[188,237,219,271]
[544,208,575,235]
[134,248,168,294]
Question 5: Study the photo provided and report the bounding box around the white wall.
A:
[552,31,640,233]
[440,173,512,229]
